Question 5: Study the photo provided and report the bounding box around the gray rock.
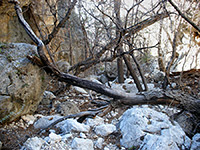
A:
[55,101,80,116]
[86,116,104,127]
[191,133,200,150]
[40,91,56,105]
[56,60,70,73]
[56,119,90,133]
[34,115,62,129]
[119,107,191,149]
[99,74,108,84]
[95,138,104,149]
[0,43,48,124]
[49,132,62,142]
[71,137,94,150]
[95,124,116,137]
[73,86,88,94]
[152,70,165,83]
[21,137,45,150]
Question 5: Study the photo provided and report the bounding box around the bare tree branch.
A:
[69,12,169,74]
[43,0,77,45]
[168,0,200,33]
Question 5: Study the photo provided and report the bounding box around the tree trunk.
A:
[115,0,124,83]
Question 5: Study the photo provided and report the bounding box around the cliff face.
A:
[0,0,85,66]
[0,0,55,43]
[0,0,31,43]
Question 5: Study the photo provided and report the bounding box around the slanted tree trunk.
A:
[10,1,200,116]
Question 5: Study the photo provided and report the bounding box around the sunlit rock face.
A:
[0,0,85,66]
[0,0,55,43]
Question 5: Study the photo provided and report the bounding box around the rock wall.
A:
[0,0,85,67]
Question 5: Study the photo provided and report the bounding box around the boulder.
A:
[0,43,48,124]
[118,107,191,150]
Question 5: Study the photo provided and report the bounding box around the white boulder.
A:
[119,107,191,150]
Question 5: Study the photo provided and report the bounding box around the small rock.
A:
[43,91,56,99]
[86,116,104,127]
[95,124,116,136]
[21,137,45,150]
[21,114,36,125]
[55,101,80,116]
[49,132,62,142]
[171,83,176,88]
[80,132,87,138]
[95,138,104,149]
[191,133,200,150]
[99,74,108,84]
[57,119,90,133]
[34,115,62,129]
[73,86,88,94]
[62,133,73,141]
[71,137,94,150]
[41,91,56,105]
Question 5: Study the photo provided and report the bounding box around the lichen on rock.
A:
[0,43,48,124]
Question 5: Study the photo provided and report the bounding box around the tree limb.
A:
[168,0,200,33]
[43,0,77,45]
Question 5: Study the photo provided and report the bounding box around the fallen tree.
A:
[9,0,200,125]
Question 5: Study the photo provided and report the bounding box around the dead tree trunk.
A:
[10,1,200,115]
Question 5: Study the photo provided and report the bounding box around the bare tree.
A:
[8,0,200,118]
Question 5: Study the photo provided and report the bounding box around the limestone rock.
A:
[49,132,62,142]
[95,138,104,149]
[57,119,90,133]
[71,137,94,150]
[86,116,104,127]
[34,115,62,129]
[94,124,116,137]
[73,86,88,94]
[0,43,48,124]
[118,107,191,149]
